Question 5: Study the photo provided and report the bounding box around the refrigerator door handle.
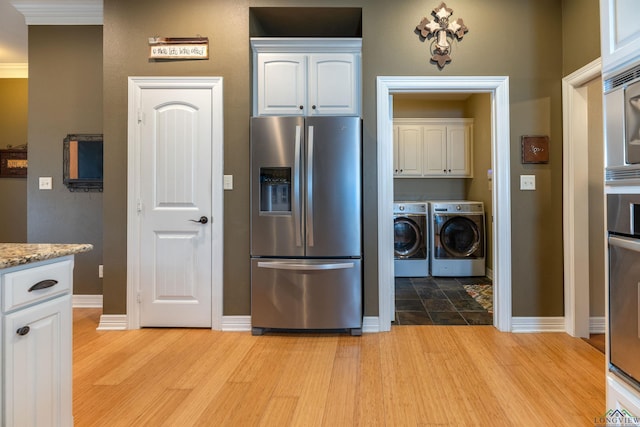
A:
[257,261,355,271]
[307,125,315,247]
[294,125,302,247]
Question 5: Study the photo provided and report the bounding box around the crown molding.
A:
[10,1,103,25]
[0,63,28,78]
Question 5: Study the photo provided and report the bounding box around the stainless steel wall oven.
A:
[608,193,640,391]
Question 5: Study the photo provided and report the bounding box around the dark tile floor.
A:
[394,276,493,325]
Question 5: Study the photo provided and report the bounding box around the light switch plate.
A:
[39,177,52,190]
[520,174,536,191]
[223,174,233,190]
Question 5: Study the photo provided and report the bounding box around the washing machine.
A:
[430,201,485,277]
[394,202,429,277]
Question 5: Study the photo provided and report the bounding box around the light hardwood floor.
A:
[73,309,605,426]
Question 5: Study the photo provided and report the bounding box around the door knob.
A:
[189,216,209,224]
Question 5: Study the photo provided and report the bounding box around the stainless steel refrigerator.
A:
[250,116,362,335]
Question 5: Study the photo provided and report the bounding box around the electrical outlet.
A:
[98,264,103,278]
[520,175,536,191]
[39,177,52,190]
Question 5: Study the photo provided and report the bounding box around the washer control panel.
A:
[431,201,484,214]
[393,202,427,214]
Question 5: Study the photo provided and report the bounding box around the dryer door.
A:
[435,215,484,258]
[394,216,425,259]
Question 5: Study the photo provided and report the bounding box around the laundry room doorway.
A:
[392,94,494,326]
[376,76,512,333]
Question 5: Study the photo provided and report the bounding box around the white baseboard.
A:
[590,316,605,334]
[511,316,606,334]
[94,314,374,332]
[511,317,565,333]
[486,267,494,280]
[97,314,128,330]
[362,316,380,333]
[90,311,606,335]
[72,294,103,308]
[222,316,251,331]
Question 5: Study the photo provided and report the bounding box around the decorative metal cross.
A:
[416,2,468,68]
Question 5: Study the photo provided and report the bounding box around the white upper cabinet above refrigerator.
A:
[600,0,640,76]
[252,38,362,116]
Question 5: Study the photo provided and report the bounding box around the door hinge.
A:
[137,110,143,124]
[137,200,143,213]
[137,292,141,303]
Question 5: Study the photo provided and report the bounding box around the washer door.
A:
[394,217,423,258]
[439,216,482,257]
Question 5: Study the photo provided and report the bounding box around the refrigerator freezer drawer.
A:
[251,258,362,332]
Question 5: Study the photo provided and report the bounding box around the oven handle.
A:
[609,235,640,252]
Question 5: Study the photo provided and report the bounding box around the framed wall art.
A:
[521,135,549,164]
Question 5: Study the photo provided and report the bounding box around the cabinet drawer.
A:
[2,259,72,313]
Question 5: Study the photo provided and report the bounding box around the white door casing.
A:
[127,77,224,329]
[562,58,602,337]
[139,88,212,327]
[376,76,511,332]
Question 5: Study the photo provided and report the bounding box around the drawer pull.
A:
[16,326,30,336]
[28,279,58,292]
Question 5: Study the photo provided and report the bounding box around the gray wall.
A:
[27,26,104,295]
[588,77,605,317]
[465,93,493,271]
[0,79,28,243]
[563,0,601,76]
[21,0,601,317]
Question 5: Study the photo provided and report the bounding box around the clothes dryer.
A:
[394,202,429,277]
[430,201,485,277]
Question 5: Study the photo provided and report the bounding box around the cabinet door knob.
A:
[16,326,30,336]
[299,105,303,110]
[312,105,316,110]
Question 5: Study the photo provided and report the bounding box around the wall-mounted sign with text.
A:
[148,37,209,60]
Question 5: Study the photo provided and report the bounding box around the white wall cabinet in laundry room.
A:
[251,38,361,116]
[393,124,423,176]
[394,118,473,178]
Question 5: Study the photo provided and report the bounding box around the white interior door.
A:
[128,77,223,329]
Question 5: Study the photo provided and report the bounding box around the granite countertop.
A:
[0,243,94,269]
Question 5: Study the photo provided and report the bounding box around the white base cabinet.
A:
[1,256,74,427]
[394,118,473,178]
[606,374,640,423]
[252,38,361,117]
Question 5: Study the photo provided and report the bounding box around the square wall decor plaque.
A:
[521,136,549,164]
